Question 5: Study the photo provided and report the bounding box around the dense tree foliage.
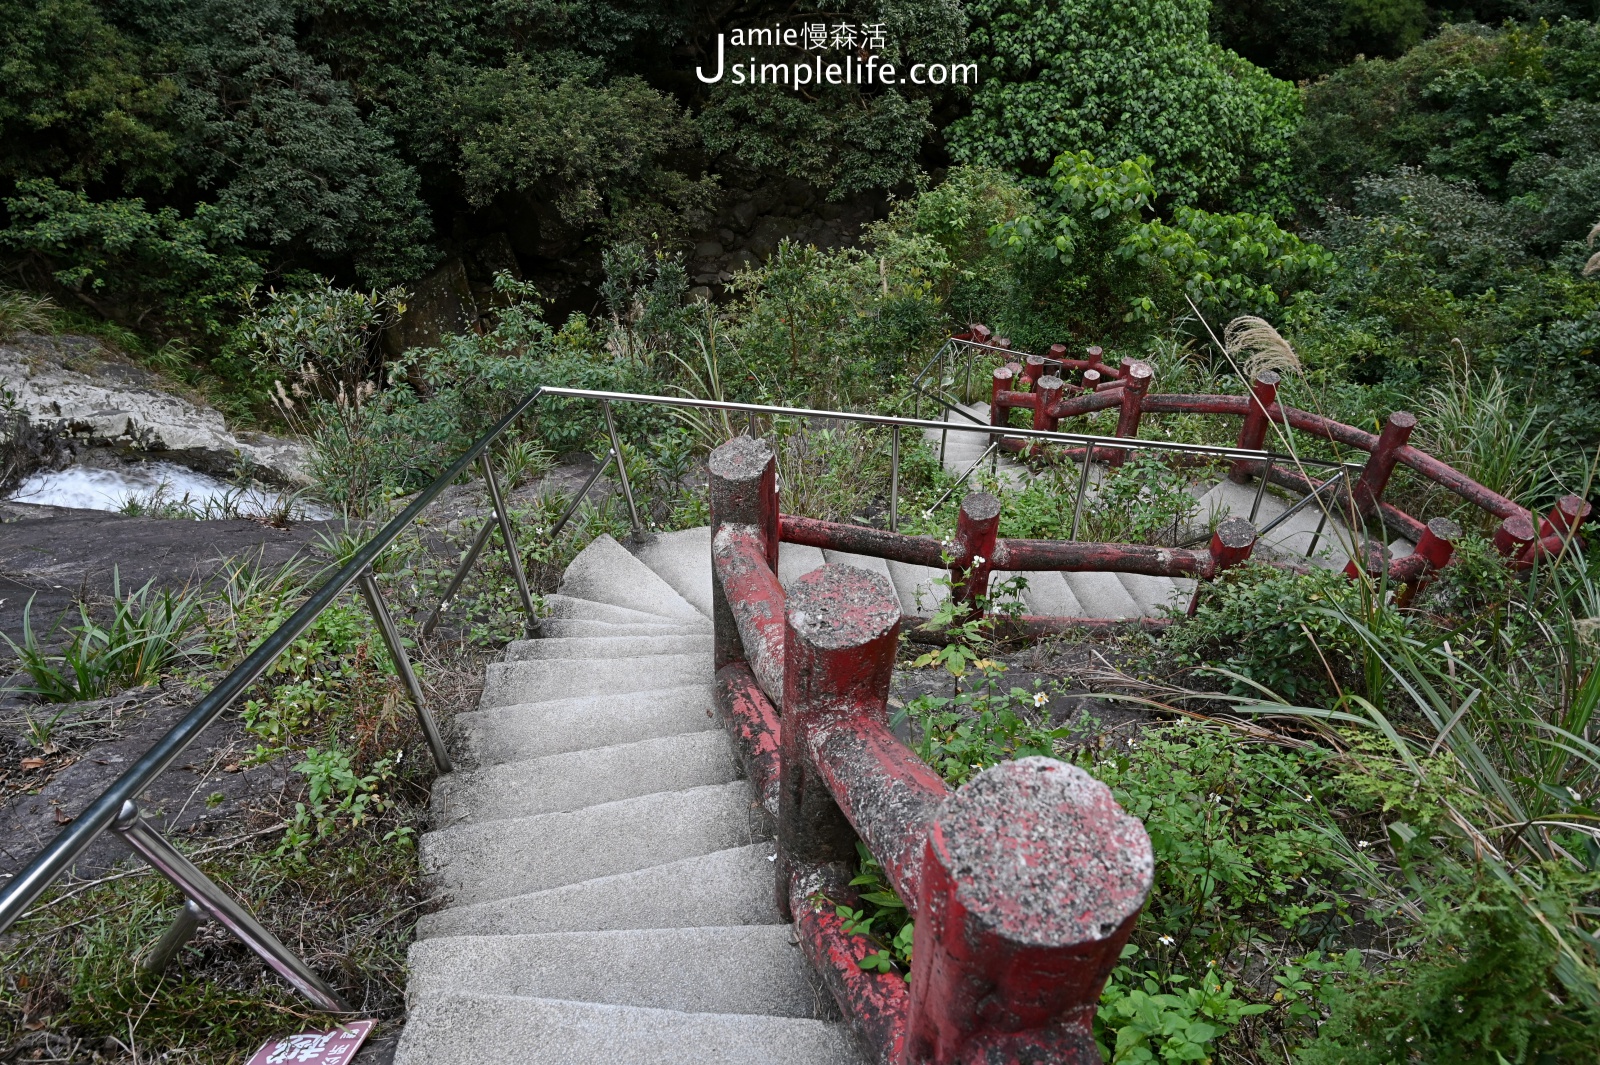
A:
[948,0,1301,213]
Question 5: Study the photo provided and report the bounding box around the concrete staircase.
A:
[397,534,865,1065]
[925,401,1402,618]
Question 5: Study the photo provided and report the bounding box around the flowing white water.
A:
[7,462,331,520]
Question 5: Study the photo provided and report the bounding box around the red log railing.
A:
[709,435,1154,1063]
[946,328,1589,578]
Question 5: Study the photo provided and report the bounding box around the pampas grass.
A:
[1223,315,1303,381]
[1583,220,1599,278]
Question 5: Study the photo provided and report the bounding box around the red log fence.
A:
[709,435,1154,1064]
[909,328,1592,586]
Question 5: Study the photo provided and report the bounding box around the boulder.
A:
[1,335,310,485]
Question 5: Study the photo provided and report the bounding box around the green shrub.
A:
[950,0,1301,213]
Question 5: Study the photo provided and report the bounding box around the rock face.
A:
[1,334,309,485]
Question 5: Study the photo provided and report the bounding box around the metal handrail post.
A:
[141,897,207,973]
[420,515,498,638]
[1249,458,1274,523]
[889,425,900,532]
[479,453,539,623]
[602,400,643,534]
[923,441,999,518]
[1071,448,1096,541]
[358,568,453,773]
[114,802,349,1012]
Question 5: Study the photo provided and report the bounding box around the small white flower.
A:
[971,555,986,566]
[766,853,777,862]
[1567,786,1583,803]
[1032,692,1049,708]
[1356,840,1371,849]
[1158,934,1176,946]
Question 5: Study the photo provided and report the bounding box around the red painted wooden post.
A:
[1023,354,1046,388]
[1540,494,1593,539]
[1394,517,1460,607]
[1085,346,1107,377]
[1108,360,1153,467]
[971,324,992,345]
[776,565,902,918]
[949,492,1001,614]
[709,435,777,672]
[1228,371,1280,485]
[1081,368,1101,392]
[994,337,1012,353]
[1033,375,1064,434]
[1208,516,1257,571]
[1353,411,1417,516]
[903,758,1153,1064]
[1188,517,1256,616]
[1118,356,1135,381]
[1047,343,1067,367]
[1493,513,1537,558]
[990,366,1014,427]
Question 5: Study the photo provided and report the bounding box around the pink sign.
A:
[246,1020,375,1065]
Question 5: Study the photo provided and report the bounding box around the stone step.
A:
[431,732,738,827]
[394,993,866,1065]
[543,593,709,630]
[455,685,715,765]
[504,633,713,661]
[1062,569,1144,619]
[537,618,701,639]
[407,926,830,1019]
[480,652,711,709]
[558,534,706,624]
[416,844,781,940]
[777,541,827,590]
[887,560,947,618]
[421,781,766,906]
[1019,570,1085,617]
[1115,572,1189,616]
[630,527,714,618]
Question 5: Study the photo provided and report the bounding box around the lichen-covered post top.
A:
[905,757,1154,1064]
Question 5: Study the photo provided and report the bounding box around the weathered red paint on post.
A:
[1393,517,1460,607]
[1085,346,1107,376]
[776,564,903,918]
[709,436,778,672]
[1081,367,1102,391]
[1228,371,1281,484]
[1048,343,1068,365]
[1108,360,1153,467]
[950,492,1001,611]
[1493,513,1537,557]
[711,525,787,702]
[714,662,783,816]
[1353,411,1417,515]
[990,367,1014,426]
[1032,375,1064,434]
[790,863,910,1063]
[971,324,992,345]
[1343,541,1391,581]
[1023,354,1046,387]
[902,759,1153,1064]
[1208,516,1258,572]
[1540,494,1593,539]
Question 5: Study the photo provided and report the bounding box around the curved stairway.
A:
[396,533,876,1064]
[927,401,1414,618]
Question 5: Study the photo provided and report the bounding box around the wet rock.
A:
[1,335,309,485]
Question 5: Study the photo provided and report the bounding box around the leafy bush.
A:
[1097,952,1269,1064]
[991,152,1334,346]
[1,180,261,337]
[1161,563,1368,701]
[950,0,1301,213]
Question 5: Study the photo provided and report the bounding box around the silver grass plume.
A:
[1223,316,1303,381]
[1584,221,1600,278]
